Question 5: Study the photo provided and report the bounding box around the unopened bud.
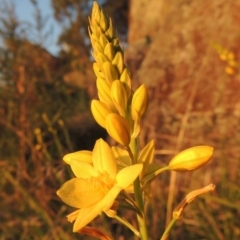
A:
[131,84,148,120]
[105,18,115,40]
[106,113,130,146]
[102,61,119,85]
[111,81,128,116]
[112,51,124,74]
[120,68,132,97]
[93,63,105,78]
[104,42,115,61]
[94,52,109,64]
[96,78,113,104]
[168,146,214,172]
[91,100,111,128]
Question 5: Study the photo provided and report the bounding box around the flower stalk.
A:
[56,2,215,239]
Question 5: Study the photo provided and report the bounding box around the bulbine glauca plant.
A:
[57,2,215,239]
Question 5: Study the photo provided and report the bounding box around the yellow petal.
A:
[116,164,143,189]
[57,178,105,208]
[168,146,214,172]
[63,151,92,164]
[92,139,117,177]
[73,185,121,232]
[70,161,97,178]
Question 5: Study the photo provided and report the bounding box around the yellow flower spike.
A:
[168,146,214,172]
[131,84,148,120]
[111,80,128,117]
[104,42,115,61]
[91,100,112,128]
[103,61,119,84]
[106,113,130,146]
[112,51,124,74]
[57,138,143,232]
[63,150,92,165]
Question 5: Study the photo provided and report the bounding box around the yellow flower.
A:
[168,146,214,172]
[57,139,142,232]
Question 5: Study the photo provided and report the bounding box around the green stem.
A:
[160,218,177,240]
[129,138,149,240]
[114,215,140,237]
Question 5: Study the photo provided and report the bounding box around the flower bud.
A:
[168,146,214,172]
[120,68,132,97]
[104,42,115,61]
[106,113,130,146]
[94,52,109,64]
[131,84,148,120]
[93,63,105,78]
[96,78,113,105]
[91,100,111,128]
[111,81,128,116]
[102,61,119,85]
[105,18,115,39]
[91,40,104,54]
[112,51,124,74]
[99,34,108,48]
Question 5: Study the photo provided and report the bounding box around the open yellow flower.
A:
[57,138,143,232]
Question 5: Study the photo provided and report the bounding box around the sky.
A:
[4,0,62,55]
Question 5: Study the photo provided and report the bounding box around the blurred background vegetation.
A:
[0,0,240,239]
